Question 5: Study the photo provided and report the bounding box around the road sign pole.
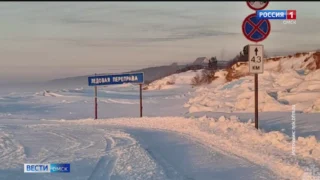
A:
[248,44,264,129]
[94,73,98,120]
[88,72,144,118]
[94,85,98,120]
[254,73,258,129]
[254,41,259,130]
[140,84,143,117]
[255,41,259,130]
[244,1,269,130]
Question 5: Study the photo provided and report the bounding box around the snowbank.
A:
[64,116,320,180]
[99,98,139,105]
[107,83,135,89]
[305,98,320,113]
[186,53,320,113]
[230,52,319,80]
[145,51,319,92]
[34,90,64,97]
[145,70,201,90]
[74,87,84,91]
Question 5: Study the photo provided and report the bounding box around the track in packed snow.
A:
[0,123,165,180]
[0,121,278,180]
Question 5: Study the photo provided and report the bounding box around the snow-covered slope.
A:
[144,70,202,90]
[184,51,320,113]
[239,51,320,73]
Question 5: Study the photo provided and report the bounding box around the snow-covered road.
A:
[126,128,276,180]
[0,120,277,180]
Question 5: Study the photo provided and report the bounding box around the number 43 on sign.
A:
[248,44,264,74]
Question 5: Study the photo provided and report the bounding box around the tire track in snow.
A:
[18,125,108,164]
[39,130,85,163]
[88,136,117,179]
[88,136,116,180]
[47,131,81,151]
[1,123,169,179]
[47,130,96,154]
[0,135,16,160]
[125,128,278,180]
[88,155,117,180]
[105,136,116,151]
[88,131,137,179]
[144,148,186,180]
[0,128,25,169]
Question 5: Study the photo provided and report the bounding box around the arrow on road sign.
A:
[248,44,264,74]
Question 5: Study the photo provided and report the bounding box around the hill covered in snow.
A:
[143,70,202,90]
[47,63,185,87]
[145,51,320,113]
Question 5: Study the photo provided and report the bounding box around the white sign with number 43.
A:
[248,44,264,74]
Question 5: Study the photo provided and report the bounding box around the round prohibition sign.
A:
[246,1,269,11]
[242,13,271,42]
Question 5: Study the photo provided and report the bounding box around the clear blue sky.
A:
[0,2,319,83]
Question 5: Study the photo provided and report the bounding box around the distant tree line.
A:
[208,56,218,70]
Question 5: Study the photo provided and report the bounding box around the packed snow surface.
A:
[65,116,320,180]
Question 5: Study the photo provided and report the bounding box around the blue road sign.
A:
[242,13,271,42]
[88,72,144,86]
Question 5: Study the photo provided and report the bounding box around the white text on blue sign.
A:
[88,73,144,86]
[256,10,296,20]
[24,163,71,173]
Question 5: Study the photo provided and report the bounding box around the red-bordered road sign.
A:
[246,1,269,11]
[242,13,271,42]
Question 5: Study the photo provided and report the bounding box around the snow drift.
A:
[185,52,320,113]
[34,90,64,97]
[144,70,201,90]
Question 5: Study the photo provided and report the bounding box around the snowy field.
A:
[0,52,320,180]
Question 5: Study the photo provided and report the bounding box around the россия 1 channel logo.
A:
[256,10,297,25]
[24,163,70,173]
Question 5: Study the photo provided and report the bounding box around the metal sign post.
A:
[243,1,270,129]
[254,74,258,129]
[88,72,144,119]
[140,84,143,117]
[94,86,98,120]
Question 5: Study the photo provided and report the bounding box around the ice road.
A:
[0,120,277,180]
